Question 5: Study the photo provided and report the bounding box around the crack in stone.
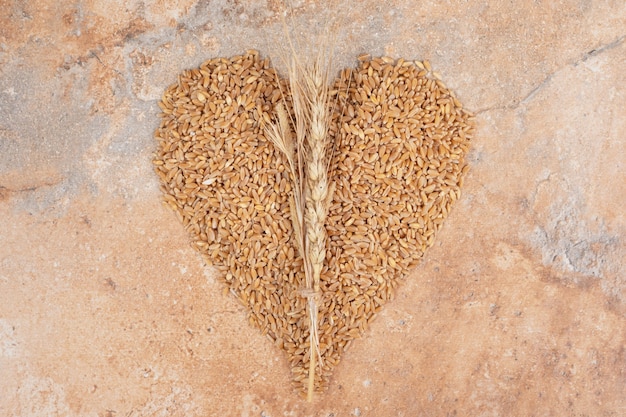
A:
[578,34,626,63]
[518,73,554,106]
[0,178,64,195]
[475,34,626,115]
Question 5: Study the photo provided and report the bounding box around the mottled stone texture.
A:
[1,1,625,416]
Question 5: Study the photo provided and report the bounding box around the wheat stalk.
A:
[265,39,334,402]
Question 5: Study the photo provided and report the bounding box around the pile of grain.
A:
[153,50,473,394]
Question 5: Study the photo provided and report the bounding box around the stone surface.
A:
[1,1,625,416]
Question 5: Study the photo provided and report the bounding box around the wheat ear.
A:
[266,51,334,400]
[265,102,307,265]
[302,54,334,401]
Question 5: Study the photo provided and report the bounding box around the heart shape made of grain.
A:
[154,50,473,394]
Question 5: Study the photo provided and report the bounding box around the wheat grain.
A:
[153,50,473,397]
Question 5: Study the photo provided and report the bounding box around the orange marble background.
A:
[1,1,625,415]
